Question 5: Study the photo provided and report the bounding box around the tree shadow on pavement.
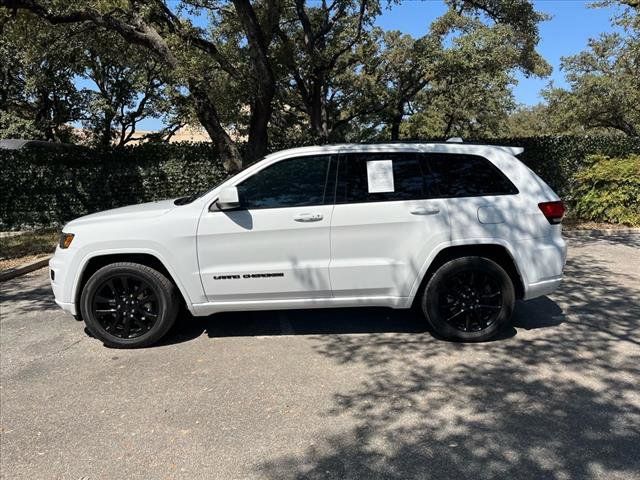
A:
[0,271,59,315]
[253,251,640,479]
[564,232,640,249]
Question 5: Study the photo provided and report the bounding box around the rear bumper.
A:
[516,233,567,300]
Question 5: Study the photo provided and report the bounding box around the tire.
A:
[80,262,179,348]
[421,256,515,342]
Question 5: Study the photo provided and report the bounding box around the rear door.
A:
[197,154,335,302]
[329,151,451,298]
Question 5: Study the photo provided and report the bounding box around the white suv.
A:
[50,142,567,347]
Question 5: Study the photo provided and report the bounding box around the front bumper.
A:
[523,276,563,300]
[49,251,77,316]
[54,299,77,316]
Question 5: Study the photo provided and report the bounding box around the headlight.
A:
[59,232,75,249]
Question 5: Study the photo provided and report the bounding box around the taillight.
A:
[538,201,566,224]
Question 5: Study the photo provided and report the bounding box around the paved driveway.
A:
[1,234,639,480]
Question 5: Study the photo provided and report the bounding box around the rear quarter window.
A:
[420,153,518,198]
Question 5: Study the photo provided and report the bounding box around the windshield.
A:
[173,155,268,206]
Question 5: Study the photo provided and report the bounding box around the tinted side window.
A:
[337,152,424,203]
[421,153,518,198]
[238,156,330,209]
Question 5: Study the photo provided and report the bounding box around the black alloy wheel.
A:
[80,262,179,348]
[422,256,515,342]
[435,269,503,333]
[92,274,160,339]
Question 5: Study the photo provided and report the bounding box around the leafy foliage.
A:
[500,105,585,137]
[0,143,229,229]
[0,7,181,146]
[573,154,640,226]
[0,11,82,142]
[542,2,640,137]
[494,135,640,199]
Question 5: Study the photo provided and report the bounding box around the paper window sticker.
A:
[366,160,395,193]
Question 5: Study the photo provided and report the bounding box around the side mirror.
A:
[214,186,241,211]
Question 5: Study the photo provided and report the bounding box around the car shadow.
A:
[155,297,562,347]
[158,307,424,346]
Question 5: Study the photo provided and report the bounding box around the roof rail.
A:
[317,139,524,155]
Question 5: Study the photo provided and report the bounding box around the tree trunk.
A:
[99,114,114,148]
[245,96,272,164]
[309,74,330,143]
[389,96,406,140]
[231,0,278,164]
[310,85,324,140]
[389,103,405,140]
[443,114,456,137]
[190,82,243,173]
[390,115,402,140]
[35,89,58,142]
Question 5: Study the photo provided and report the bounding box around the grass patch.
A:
[0,229,59,260]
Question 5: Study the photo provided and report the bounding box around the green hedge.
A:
[1,135,639,229]
[0,143,228,229]
[573,154,640,226]
[491,136,640,201]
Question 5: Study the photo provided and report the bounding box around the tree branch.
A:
[327,0,368,71]
[1,0,179,67]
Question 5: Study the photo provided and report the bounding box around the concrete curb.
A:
[564,228,640,236]
[0,256,51,282]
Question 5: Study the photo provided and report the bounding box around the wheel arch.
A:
[73,252,192,318]
[411,242,525,307]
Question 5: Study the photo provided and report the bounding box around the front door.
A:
[329,151,451,298]
[197,155,335,302]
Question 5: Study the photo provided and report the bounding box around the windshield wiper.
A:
[174,193,201,205]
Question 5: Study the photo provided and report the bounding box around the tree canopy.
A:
[503,1,639,138]
[544,1,639,137]
[3,0,632,169]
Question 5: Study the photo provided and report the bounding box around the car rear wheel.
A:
[422,256,515,342]
[80,262,179,348]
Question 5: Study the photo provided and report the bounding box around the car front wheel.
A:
[422,256,515,342]
[80,262,179,348]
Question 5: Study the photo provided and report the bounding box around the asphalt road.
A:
[1,234,639,480]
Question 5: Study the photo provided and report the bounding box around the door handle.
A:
[294,213,324,222]
[410,207,440,216]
